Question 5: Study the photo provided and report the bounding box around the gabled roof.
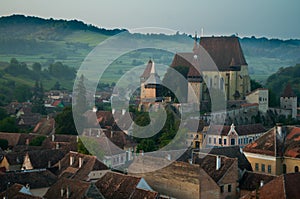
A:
[205,123,266,136]
[53,151,108,181]
[244,126,300,158]
[199,36,247,70]
[44,177,91,199]
[0,183,42,199]
[26,149,66,169]
[0,169,57,192]
[200,146,252,171]
[95,171,142,199]
[242,172,300,199]
[194,154,236,183]
[130,188,158,199]
[239,171,277,191]
[281,84,296,97]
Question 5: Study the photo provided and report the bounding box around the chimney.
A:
[216,156,221,170]
[66,186,70,198]
[52,134,55,142]
[61,188,64,197]
[122,108,126,115]
[276,123,283,137]
[260,180,264,187]
[70,155,74,166]
[56,142,59,149]
[48,161,51,168]
[79,157,83,168]
[26,139,29,146]
[76,135,79,143]
[166,154,171,161]
[112,108,115,114]
[58,160,61,171]
[25,184,30,191]
[92,106,97,112]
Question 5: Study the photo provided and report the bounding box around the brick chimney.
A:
[276,123,283,137]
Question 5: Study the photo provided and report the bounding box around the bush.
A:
[29,136,46,146]
[0,139,8,150]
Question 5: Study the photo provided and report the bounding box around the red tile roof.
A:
[195,154,236,183]
[199,36,247,70]
[205,123,266,136]
[95,171,142,199]
[244,126,300,158]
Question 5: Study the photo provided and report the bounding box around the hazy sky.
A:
[1,0,300,39]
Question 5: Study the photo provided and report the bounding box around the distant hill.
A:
[265,63,300,103]
[0,14,299,84]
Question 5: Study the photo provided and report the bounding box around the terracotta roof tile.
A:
[200,146,252,171]
[44,177,90,199]
[0,169,57,192]
[239,171,277,191]
[195,154,236,183]
[0,183,42,199]
[244,126,300,158]
[95,171,141,199]
[199,36,247,70]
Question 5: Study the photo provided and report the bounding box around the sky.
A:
[1,0,300,39]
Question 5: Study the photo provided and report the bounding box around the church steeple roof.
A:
[144,60,162,85]
[281,84,297,97]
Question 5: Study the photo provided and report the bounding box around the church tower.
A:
[139,60,162,110]
[280,84,297,119]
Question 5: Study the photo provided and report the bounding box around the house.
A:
[243,124,300,175]
[197,145,253,174]
[241,172,300,199]
[239,171,277,197]
[132,155,238,199]
[246,88,269,113]
[185,119,205,148]
[21,149,66,170]
[204,123,266,147]
[0,183,42,199]
[195,154,239,199]
[95,171,158,199]
[43,177,100,199]
[0,169,57,197]
[53,151,109,181]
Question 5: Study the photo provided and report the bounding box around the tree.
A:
[0,108,8,121]
[0,117,19,133]
[55,106,78,135]
[29,136,46,146]
[32,80,46,115]
[32,62,42,73]
[74,74,88,115]
[52,81,61,90]
[0,139,8,150]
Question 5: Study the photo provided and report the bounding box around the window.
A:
[220,185,224,193]
[268,165,272,173]
[231,138,235,145]
[261,164,265,172]
[223,139,227,145]
[255,163,259,171]
[228,184,232,192]
[209,137,211,144]
[219,138,222,145]
[214,138,216,144]
[295,166,299,173]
